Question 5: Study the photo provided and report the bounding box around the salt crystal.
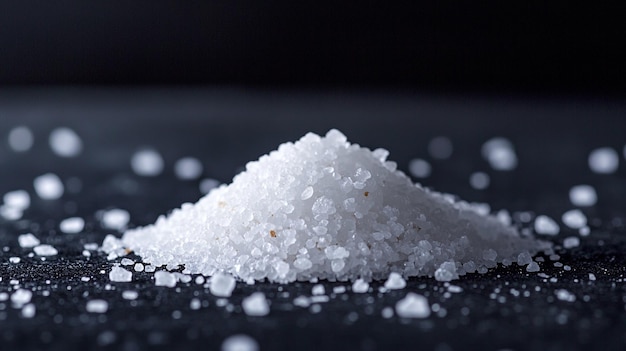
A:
[526,261,540,272]
[11,289,32,307]
[352,279,369,293]
[588,147,619,174]
[469,172,490,190]
[190,298,201,310]
[382,307,394,318]
[34,244,58,256]
[33,173,64,200]
[121,258,134,266]
[395,293,430,318]
[561,210,587,229]
[209,272,236,297]
[109,266,132,282]
[3,190,30,210]
[60,217,85,234]
[241,292,270,316]
[9,257,20,264]
[588,273,596,281]
[154,271,177,288]
[428,136,453,160]
[21,303,36,318]
[131,149,164,177]
[333,286,346,294]
[434,261,459,282]
[122,290,138,300]
[8,126,34,152]
[534,215,560,236]
[110,130,548,283]
[555,289,576,302]
[569,185,597,207]
[101,209,130,231]
[49,127,82,157]
[18,233,40,248]
[0,205,22,220]
[311,284,325,295]
[384,272,407,290]
[86,299,109,313]
[563,237,580,249]
[134,263,144,272]
[174,157,203,180]
[482,137,517,171]
[200,178,221,194]
[221,335,259,351]
[408,158,431,178]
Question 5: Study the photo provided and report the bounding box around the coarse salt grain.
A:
[561,210,587,229]
[131,149,164,177]
[8,126,34,152]
[241,292,270,316]
[86,300,109,313]
[60,217,85,234]
[569,185,597,207]
[49,127,83,157]
[18,233,40,248]
[101,209,130,231]
[588,147,619,174]
[395,293,430,318]
[469,172,490,190]
[109,266,133,282]
[221,335,259,351]
[33,173,64,200]
[534,215,560,236]
[408,158,431,178]
[209,272,236,297]
[3,190,30,210]
[33,244,58,256]
[174,157,204,180]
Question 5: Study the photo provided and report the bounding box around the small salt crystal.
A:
[588,273,596,281]
[588,147,619,174]
[563,237,580,249]
[122,290,138,300]
[555,289,576,302]
[209,272,236,297]
[190,298,201,310]
[408,158,431,178]
[18,233,40,248]
[49,127,82,157]
[434,261,459,282]
[526,261,540,272]
[428,136,453,160]
[131,149,164,177]
[33,173,64,200]
[384,272,406,290]
[109,266,132,282]
[9,257,20,264]
[534,215,560,236]
[333,286,346,294]
[242,292,270,316]
[200,178,221,194]
[469,172,490,190]
[134,263,144,272]
[101,209,130,231]
[447,285,463,293]
[21,303,36,318]
[381,307,394,318]
[8,126,34,152]
[482,137,517,171]
[34,244,58,256]
[121,258,134,266]
[86,299,109,313]
[174,157,204,180]
[311,284,325,295]
[569,185,597,207]
[11,289,32,307]
[3,190,30,210]
[562,210,587,229]
[154,271,177,288]
[516,252,532,266]
[0,205,23,220]
[221,335,259,351]
[352,279,369,293]
[60,217,85,234]
[395,293,430,318]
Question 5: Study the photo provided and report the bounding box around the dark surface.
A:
[1,89,626,351]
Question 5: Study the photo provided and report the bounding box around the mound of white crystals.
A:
[112,129,549,283]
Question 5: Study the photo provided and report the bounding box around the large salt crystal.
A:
[34,244,58,256]
[18,233,40,248]
[209,272,236,297]
[241,292,270,316]
[33,173,64,200]
[588,147,619,174]
[110,130,548,283]
[154,271,177,288]
[395,293,430,318]
[109,266,133,282]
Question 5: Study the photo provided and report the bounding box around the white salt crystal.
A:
[131,149,164,177]
[21,303,36,318]
[101,209,130,231]
[154,271,177,288]
[18,233,40,248]
[352,279,369,293]
[428,136,453,160]
[395,293,430,318]
[33,173,64,200]
[555,289,576,302]
[381,307,394,318]
[109,266,132,282]
[469,172,490,190]
[569,185,597,207]
[9,257,20,263]
[121,258,134,266]
[561,210,587,229]
[86,299,109,313]
[134,263,144,272]
[8,126,34,152]
[3,190,30,210]
[408,158,431,178]
[49,127,82,157]
[190,298,201,310]
[311,284,325,295]
[588,147,619,174]
[526,261,540,272]
[563,237,580,249]
[209,272,236,297]
[482,137,517,171]
[241,292,270,316]
[122,290,138,300]
[11,289,32,307]
[434,261,459,282]
[534,215,560,236]
[0,205,22,221]
[516,252,532,266]
[588,273,596,281]
[174,157,203,180]
[60,217,85,234]
[34,244,58,256]
[221,335,259,351]
[200,178,221,194]
[111,130,548,283]
[384,272,406,290]
[333,286,346,294]
[579,226,591,236]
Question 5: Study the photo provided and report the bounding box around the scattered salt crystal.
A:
[408,158,431,178]
[562,210,587,229]
[21,303,36,318]
[81,277,90,282]
[242,292,270,316]
[0,205,22,220]
[11,289,32,307]
[395,293,430,318]
[122,290,138,300]
[569,185,597,207]
[447,285,463,293]
[352,279,369,293]
[384,272,406,290]
[526,261,540,272]
[3,190,30,210]
[9,257,20,264]
[534,215,560,236]
[34,244,58,256]
[49,127,82,157]
[101,209,130,231]
[33,173,64,200]
[579,226,591,236]
[381,307,394,318]
[154,271,177,288]
[588,147,619,174]
[434,261,459,282]
[482,137,518,171]
[109,266,132,282]
[190,298,201,310]
[18,233,40,248]
[428,136,453,160]
[221,335,259,351]
[588,273,596,281]
[563,237,580,249]
[311,284,325,295]
[333,286,346,294]
[86,299,109,313]
[120,258,134,266]
[134,263,144,272]
[200,178,221,194]
[8,126,34,152]
[131,149,164,177]
[516,252,532,266]
[144,265,156,273]
[174,157,204,180]
[60,217,85,234]
[209,272,236,297]
[555,289,576,302]
[469,172,490,190]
